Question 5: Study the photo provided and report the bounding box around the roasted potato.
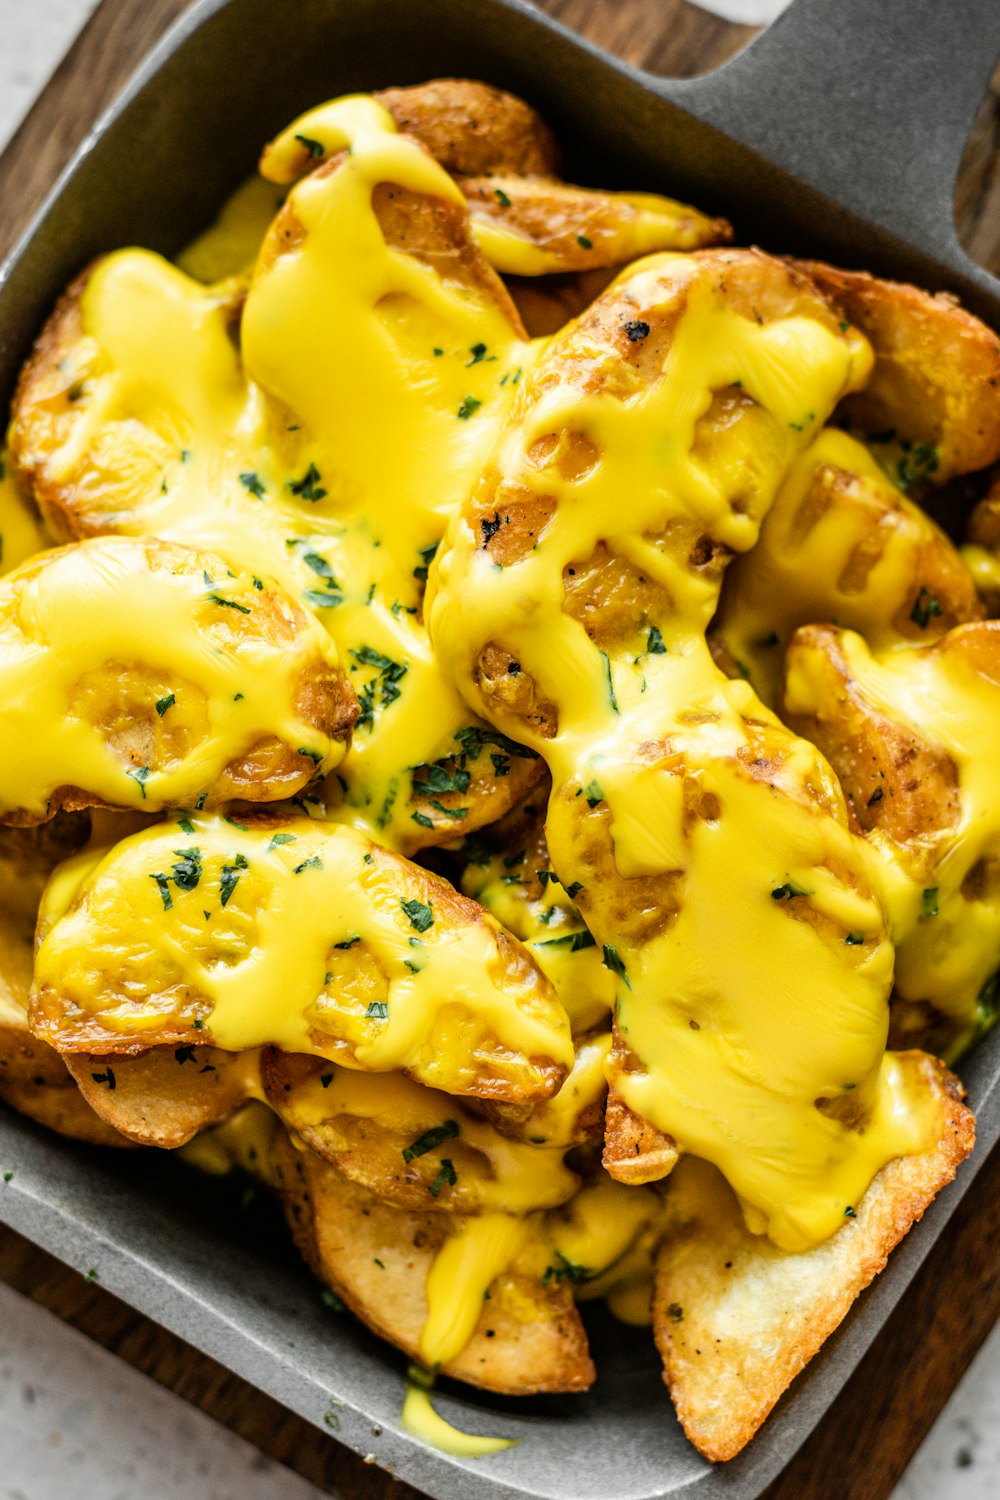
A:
[0,536,355,825]
[32,813,573,1105]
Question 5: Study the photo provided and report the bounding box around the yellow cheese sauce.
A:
[29,97,546,850]
[32,813,572,1097]
[402,1365,515,1459]
[785,625,1000,1050]
[429,250,942,1250]
[715,428,965,706]
[0,454,48,577]
[0,535,343,820]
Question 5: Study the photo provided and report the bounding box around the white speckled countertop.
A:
[0,3,998,1496]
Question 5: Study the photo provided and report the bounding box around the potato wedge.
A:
[373,79,561,178]
[714,428,982,706]
[32,813,573,1106]
[783,620,1000,1051]
[653,1052,973,1462]
[64,1046,260,1149]
[0,536,356,825]
[795,260,1000,483]
[0,818,127,1146]
[272,1132,594,1394]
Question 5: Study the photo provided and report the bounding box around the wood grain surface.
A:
[1,2,999,1497]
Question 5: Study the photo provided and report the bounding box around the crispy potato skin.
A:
[375,80,561,178]
[653,1054,973,1462]
[0,1021,130,1147]
[795,261,1000,482]
[781,623,961,854]
[272,1131,594,1395]
[64,1046,257,1149]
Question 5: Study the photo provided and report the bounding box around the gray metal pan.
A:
[1,2,999,1497]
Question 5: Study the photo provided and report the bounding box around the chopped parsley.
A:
[366,1000,388,1019]
[867,786,884,807]
[268,832,297,849]
[467,343,488,365]
[845,931,865,946]
[155,692,175,716]
[287,463,328,502]
[910,586,942,630]
[126,765,151,799]
[494,187,511,208]
[922,887,940,919]
[413,541,438,582]
[402,1120,459,1162]
[646,625,667,655]
[293,855,323,874]
[457,395,482,421]
[171,847,203,891]
[295,133,325,158]
[349,645,408,730]
[149,872,173,911]
[207,593,251,614]
[565,881,583,900]
[897,442,939,494]
[600,650,619,713]
[239,471,266,498]
[602,944,631,989]
[220,853,248,907]
[400,898,434,933]
[90,1067,116,1091]
[429,1159,457,1197]
[537,929,595,952]
[413,763,471,797]
[584,780,603,809]
[771,880,810,901]
[542,1252,591,1286]
[577,233,593,250]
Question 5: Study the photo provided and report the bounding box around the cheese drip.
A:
[0,454,48,577]
[0,536,344,820]
[785,624,1000,1053]
[31,814,572,1100]
[29,97,539,848]
[429,249,943,1250]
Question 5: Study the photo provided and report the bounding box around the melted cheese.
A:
[0,536,342,820]
[176,1100,280,1181]
[716,429,959,706]
[429,251,943,1250]
[32,813,572,1095]
[0,455,48,577]
[45,100,541,849]
[786,625,1000,1050]
[402,1366,515,1458]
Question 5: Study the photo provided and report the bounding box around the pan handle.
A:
[671,0,1000,282]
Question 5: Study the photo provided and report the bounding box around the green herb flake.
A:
[565,880,584,900]
[268,832,297,849]
[845,931,865,946]
[321,1289,345,1313]
[844,1205,857,1219]
[126,765,151,800]
[293,855,323,874]
[171,847,203,891]
[910,586,943,630]
[287,462,328,502]
[922,887,940,919]
[295,133,325,159]
[602,944,631,989]
[771,880,809,901]
[401,898,434,933]
[207,593,251,614]
[494,187,512,208]
[220,853,248,907]
[537,929,596,952]
[239,471,266,498]
[84,1268,99,1283]
[457,395,482,421]
[149,872,173,911]
[155,692,175,716]
[584,780,603,809]
[90,1067,116,1091]
[577,233,593,249]
[429,1158,457,1197]
[467,342,488,366]
[402,1120,459,1163]
[366,1000,389,1019]
[646,625,667,655]
[600,650,619,712]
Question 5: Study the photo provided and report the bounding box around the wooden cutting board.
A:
[1,4,999,1498]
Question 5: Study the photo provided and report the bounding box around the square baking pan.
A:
[2,2,1000,1497]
